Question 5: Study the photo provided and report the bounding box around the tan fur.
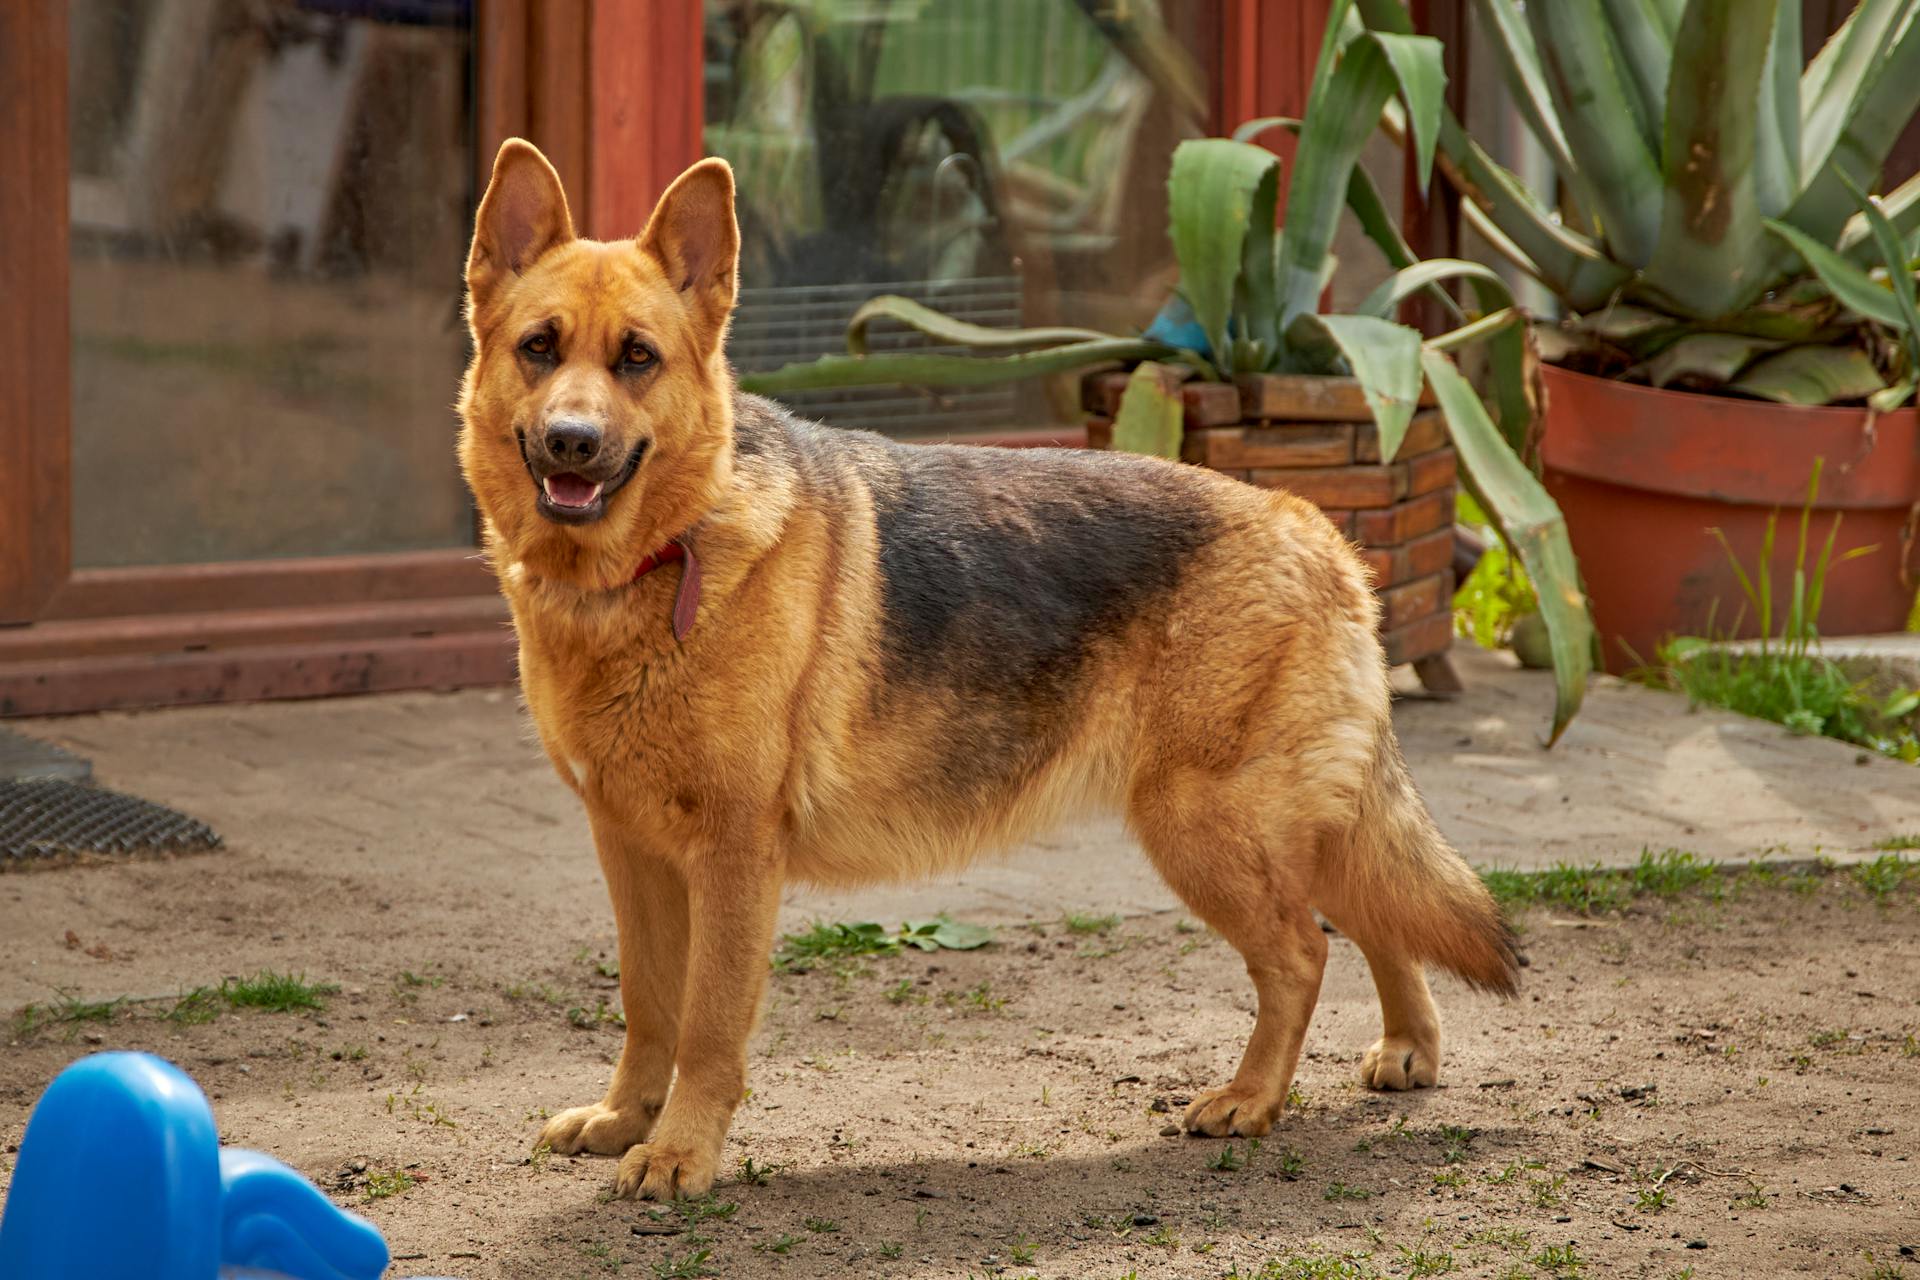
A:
[458,140,1518,1201]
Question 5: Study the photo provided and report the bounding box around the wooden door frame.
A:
[0,5,73,630]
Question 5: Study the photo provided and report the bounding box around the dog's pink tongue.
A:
[544,473,600,507]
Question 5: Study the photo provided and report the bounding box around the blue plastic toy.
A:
[0,1052,455,1280]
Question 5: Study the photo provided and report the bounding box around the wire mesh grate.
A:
[0,779,221,864]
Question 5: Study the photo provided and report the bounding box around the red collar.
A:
[629,537,702,643]
[630,541,685,581]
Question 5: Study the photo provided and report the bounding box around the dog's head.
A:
[458,140,739,590]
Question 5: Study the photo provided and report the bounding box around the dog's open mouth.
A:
[543,473,603,510]
[519,433,647,525]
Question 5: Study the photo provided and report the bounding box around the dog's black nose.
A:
[543,419,602,465]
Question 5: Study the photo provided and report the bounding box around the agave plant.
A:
[743,0,1595,741]
[1360,0,1920,408]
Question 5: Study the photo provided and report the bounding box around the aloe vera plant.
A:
[1360,0,1920,409]
[740,0,1594,743]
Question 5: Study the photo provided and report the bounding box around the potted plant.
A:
[1361,0,1920,670]
[743,0,1596,743]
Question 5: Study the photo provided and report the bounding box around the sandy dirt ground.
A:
[3,859,1917,1280]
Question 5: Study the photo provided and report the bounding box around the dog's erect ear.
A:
[639,159,739,336]
[468,139,574,299]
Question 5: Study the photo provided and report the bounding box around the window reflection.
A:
[68,1,476,567]
[705,0,1210,434]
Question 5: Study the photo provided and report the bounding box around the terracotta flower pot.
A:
[1539,364,1920,673]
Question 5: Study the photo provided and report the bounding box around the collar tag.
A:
[630,539,700,642]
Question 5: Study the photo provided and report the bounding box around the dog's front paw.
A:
[1182,1083,1287,1138]
[1360,1032,1440,1090]
[613,1139,720,1201]
[538,1101,659,1157]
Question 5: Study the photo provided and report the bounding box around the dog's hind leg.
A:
[1317,908,1441,1090]
[539,818,689,1157]
[1131,773,1327,1138]
[1308,723,1519,1091]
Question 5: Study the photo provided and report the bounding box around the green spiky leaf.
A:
[1109,363,1184,459]
[1168,139,1281,367]
[1764,219,1907,328]
[1637,333,1782,388]
[1526,0,1664,265]
[1782,1,1920,253]
[1422,348,1592,744]
[845,295,1112,355]
[1467,0,1585,196]
[1433,125,1633,309]
[1840,171,1920,382]
[1753,0,1802,217]
[1355,258,1515,320]
[1370,31,1447,193]
[1729,343,1887,404]
[1277,34,1402,327]
[1289,314,1423,461]
[738,339,1175,396]
[1645,0,1776,318]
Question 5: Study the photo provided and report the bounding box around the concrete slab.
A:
[1719,631,1920,665]
[10,644,1918,940]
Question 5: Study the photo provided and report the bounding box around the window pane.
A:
[67,0,477,567]
[705,0,1211,435]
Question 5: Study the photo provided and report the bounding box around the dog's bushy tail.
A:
[1317,721,1520,995]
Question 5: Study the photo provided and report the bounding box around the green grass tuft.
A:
[1852,854,1917,902]
[165,987,222,1025]
[651,1247,715,1279]
[220,971,338,1013]
[11,992,123,1038]
[674,1196,737,1225]
[1531,1242,1586,1276]
[1480,848,1736,917]
[1399,1244,1455,1277]
[363,1169,416,1201]
[1228,1250,1379,1279]
[1208,1142,1245,1172]
[1631,847,1717,895]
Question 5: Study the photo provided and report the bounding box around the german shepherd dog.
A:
[458,139,1518,1201]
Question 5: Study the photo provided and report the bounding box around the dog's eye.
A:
[621,342,657,372]
[521,333,553,357]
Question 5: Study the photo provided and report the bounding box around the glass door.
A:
[66,0,480,568]
[0,0,595,713]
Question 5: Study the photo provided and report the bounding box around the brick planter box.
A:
[1085,369,1460,692]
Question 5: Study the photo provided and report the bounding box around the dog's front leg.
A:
[539,818,689,1158]
[614,821,783,1201]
